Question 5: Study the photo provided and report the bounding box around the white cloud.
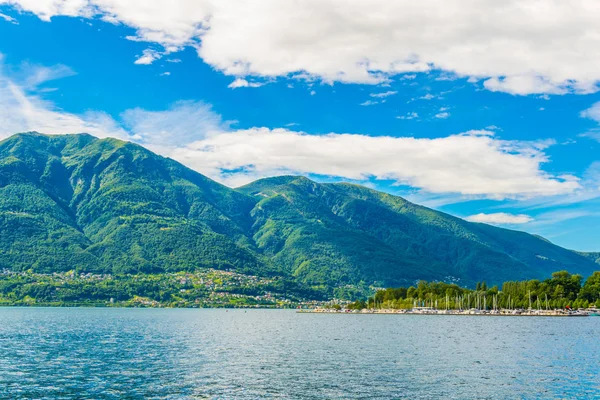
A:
[227,78,263,89]
[0,12,17,23]
[0,0,95,21]
[120,101,226,148]
[20,63,76,87]
[435,112,450,119]
[503,161,600,211]
[465,212,534,225]
[483,75,570,95]
[167,128,580,198]
[0,81,126,139]
[134,49,161,65]
[4,1,600,94]
[370,90,397,98]
[581,130,600,143]
[160,71,171,76]
[0,59,126,139]
[581,102,600,123]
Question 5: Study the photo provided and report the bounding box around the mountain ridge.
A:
[0,132,596,291]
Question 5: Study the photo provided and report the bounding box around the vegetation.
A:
[0,269,327,307]
[239,176,597,288]
[350,271,600,310]
[0,132,597,300]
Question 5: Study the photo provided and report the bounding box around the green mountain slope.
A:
[238,176,598,287]
[0,132,596,291]
[0,132,269,275]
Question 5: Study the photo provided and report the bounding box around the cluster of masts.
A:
[375,290,554,312]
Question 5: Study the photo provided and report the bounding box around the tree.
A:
[579,271,600,303]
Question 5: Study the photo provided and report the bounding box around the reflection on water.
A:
[0,308,598,399]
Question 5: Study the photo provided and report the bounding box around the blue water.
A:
[0,308,598,399]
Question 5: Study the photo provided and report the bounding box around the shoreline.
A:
[297,308,595,317]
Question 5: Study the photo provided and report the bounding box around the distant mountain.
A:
[0,133,597,291]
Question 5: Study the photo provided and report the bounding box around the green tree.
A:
[579,272,600,303]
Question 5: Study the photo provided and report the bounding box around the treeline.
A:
[348,271,600,310]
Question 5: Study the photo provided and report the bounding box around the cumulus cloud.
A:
[466,213,534,225]
[3,0,600,94]
[483,75,570,96]
[167,129,580,197]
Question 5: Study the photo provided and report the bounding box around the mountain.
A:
[0,132,271,276]
[0,132,597,291]
[238,176,597,287]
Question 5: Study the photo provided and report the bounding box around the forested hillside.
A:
[239,176,597,287]
[0,132,270,276]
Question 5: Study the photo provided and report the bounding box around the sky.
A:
[0,1,598,251]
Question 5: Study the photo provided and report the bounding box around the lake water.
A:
[0,308,598,399]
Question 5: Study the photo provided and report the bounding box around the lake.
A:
[0,308,598,399]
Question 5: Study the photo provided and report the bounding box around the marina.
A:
[298,307,599,317]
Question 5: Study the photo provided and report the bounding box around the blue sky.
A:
[0,1,599,251]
